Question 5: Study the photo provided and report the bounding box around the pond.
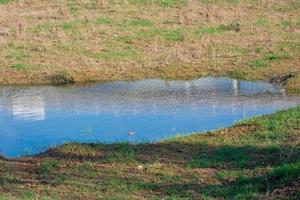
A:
[0,77,300,158]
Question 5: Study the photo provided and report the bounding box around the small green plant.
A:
[129,0,186,7]
[0,174,16,186]
[116,35,134,43]
[40,160,60,174]
[0,0,11,4]
[62,20,87,30]
[159,29,184,41]
[129,19,153,27]
[281,19,291,27]
[103,143,136,163]
[32,22,55,33]
[95,18,112,25]
[188,146,251,168]
[248,51,291,68]
[20,190,36,200]
[196,23,240,36]
[67,2,80,16]
[248,59,267,68]
[8,50,28,61]
[256,18,269,27]
[11,63,28,70]
[296,15,300,28]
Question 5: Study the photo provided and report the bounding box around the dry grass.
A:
[0,0,299,89]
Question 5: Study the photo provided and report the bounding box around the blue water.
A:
[0,77,299,158]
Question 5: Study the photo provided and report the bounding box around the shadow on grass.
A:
[41,142,300,170]
[1,141,299,199]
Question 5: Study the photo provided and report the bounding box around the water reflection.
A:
[0,77,299,157]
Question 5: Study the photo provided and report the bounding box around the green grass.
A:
[248,50,291,68]
[95,18,113,25]
[129,19,153,27]
[0,174,16,186]
[0,0,11,4]
[275,0,300,12]
[296,16,300,28]
[94,47,137,60]
[39,160,60,174]
[188,146,251,168]
[62,20,88,31]
[281,19,292,28]
[202,162,300,199]
[129,0,187,7]
[10,63,28,70]
[196,23,240,36]
[199,0,240,4]
[32,22,55,33]
[256,18,269,27]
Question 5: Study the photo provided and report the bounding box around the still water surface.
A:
[0,77,299,157]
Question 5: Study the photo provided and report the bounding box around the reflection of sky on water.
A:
[0,77,299,157]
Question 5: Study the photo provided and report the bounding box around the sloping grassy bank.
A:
[0,106,299,199]
[0,0,300,90]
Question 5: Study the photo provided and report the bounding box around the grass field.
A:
[0,106,299,199]
[0,0,299,91]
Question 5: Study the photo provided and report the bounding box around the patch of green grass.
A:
[275,0,300,12]
[281,19,291,28]
[247,59,268,68]
[199,0,240,4]
[11,63,28,70]
[95,18,113,25]
[116,35,134,44]
[296,16,300,29]
[196,23,240,36]
[40,160,60,174]
[159,29,184,41]
[129,0,187,7]
[67,2,81,16]
[188,146,251,168]
[267,162,300,188]
[72,162,98,178]
[248,51,291,68]
[216,170,244,181]
[101,177,159,195]
[129,19,153,27]
[239,106,300,145]
[87,0,99,9]
[0,0,12,4]
[19,190,36,200]
[8,49,28,61]
[32,22,55,33]
[0,194,14,200]
[62,20,88,30]
[256,18,269,27]
[102,143,137,163]
[0,173,16,186]
[94,46,137,60]
[156,0,187,7]
[203,162,300,199]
